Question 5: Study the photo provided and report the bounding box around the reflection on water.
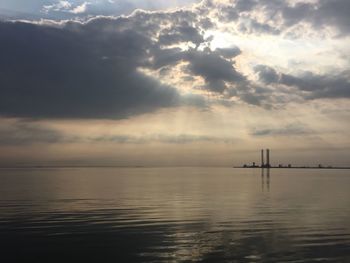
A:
[261,168,270,192]
[0,167,350,262]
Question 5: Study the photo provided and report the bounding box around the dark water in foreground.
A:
[0,167,350,262]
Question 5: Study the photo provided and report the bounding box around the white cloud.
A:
[70,2,89,14]
[42,1,89,15]
[42,1,72,13]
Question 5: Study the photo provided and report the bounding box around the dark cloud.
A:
[251,123,310,137]
[198,17,214,29]
[215,47,241,58]
[254,65,280,84]
[239,93,263,106]
[0,121,65,145]
[211,0,280,33]
[237,18,280,35]
[281,2,314,27]
[150,47,184,69]
[184,48,245,93]
[268,0,350,36]
[235,0,257,12]
[0,14,209,119]
[255,64,350,100]
[221,7,239,22]
[158,23,204,47]
[280,72,350,100]
[311,0,350,35]
[280,0,350,36]
[3,0,348,116]
[211,0,350,37]
[150,43,244,94]
[92,133,233,144]
[151,34,269,106]
[0,120,233,145]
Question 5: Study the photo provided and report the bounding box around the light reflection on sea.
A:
[0,167,349,262]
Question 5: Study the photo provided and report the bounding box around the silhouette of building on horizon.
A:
[261,149,270,168]
[238,149,347,169]
[242,149,271,168]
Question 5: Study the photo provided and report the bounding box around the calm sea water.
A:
[0,167,349,262]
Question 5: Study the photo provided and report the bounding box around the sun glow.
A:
[207,31,234,49]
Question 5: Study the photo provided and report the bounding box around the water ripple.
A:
[0,167,350,262]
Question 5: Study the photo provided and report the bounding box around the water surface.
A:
[0,167,349,262]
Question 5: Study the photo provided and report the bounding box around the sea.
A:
[0,167,349,262]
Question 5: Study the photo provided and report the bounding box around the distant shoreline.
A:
[0,165,349,170]
[233,166,350,170]
[0,165,146,169]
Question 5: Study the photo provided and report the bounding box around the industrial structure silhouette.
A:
[238,149,350,169]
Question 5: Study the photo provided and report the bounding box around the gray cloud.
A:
[237,18,280,35]
[150,43,244,94]
[315,0,350,35]
[158,23,204,47]
[2,0,348,118]
[0,120,235,145]
[251,123,310,137]
[214,47,241,58]
[254,65,280,84]
[281,2,315,27]
[0,13,210,119]
[198,17,214,29]
[282,0,350,36]
[184,48,245,93]
[280,72,350,100]
[211,0,350,37]
[255,64,350,100]
[0,121,65,145]
[92,133,235,144]
[277,0,350,36]
[239,93,262,106]
[234,0,257,12]
[151,47,185,69]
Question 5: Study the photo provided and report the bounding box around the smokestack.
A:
[261,149,264,168]
[266,149,270,168]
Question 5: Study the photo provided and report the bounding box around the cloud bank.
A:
[0,0,349,120]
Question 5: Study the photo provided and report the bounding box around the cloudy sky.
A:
[0,0,349,167]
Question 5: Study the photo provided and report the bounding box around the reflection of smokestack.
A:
[266,149,270,167]
[261,149,264,167]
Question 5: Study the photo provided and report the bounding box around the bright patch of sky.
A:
[206,29,347,77]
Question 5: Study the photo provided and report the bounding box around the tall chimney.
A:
[266,149,270,167]
[261,149,264,168]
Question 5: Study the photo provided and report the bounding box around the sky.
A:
[0,0,349,167]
